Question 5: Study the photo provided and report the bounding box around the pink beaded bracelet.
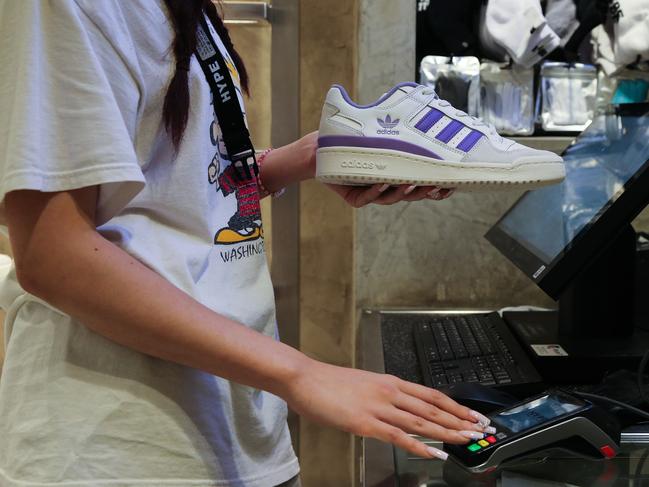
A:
[256,149,285,198]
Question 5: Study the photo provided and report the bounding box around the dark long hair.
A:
[162,0,249,149]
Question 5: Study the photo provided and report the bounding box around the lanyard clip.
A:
[230,149,259,181]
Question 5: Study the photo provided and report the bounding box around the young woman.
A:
[0,1,490,485]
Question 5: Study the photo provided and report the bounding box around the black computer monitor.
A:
[486,104,649,375]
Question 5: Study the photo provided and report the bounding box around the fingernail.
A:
[484,426,497,435]
[427,446,448,461]
[459,430,486,440]
[404,184,417,195]
[427,188,440,197]
[379,184,390,192]
[446,189,456,197]
[470,410,491,428]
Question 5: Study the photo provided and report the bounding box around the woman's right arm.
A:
[5,187,491,459]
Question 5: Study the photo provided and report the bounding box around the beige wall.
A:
[298,0,358,485]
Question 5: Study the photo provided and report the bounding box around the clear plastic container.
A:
[539,62,597,132]
[479,61,535,135]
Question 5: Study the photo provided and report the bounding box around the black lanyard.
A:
[195,15,258,181]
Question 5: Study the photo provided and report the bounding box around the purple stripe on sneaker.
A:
[436,120,465,143]
[318,135,441,160]
[414,108,444,132]
[457,130,484,152]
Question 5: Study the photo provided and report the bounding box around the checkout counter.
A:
[357,309,649,487]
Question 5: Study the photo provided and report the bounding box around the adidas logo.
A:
[377,114,400,135]
[342,160,375,169]
[341,161,387,170]
[378,114,399,129]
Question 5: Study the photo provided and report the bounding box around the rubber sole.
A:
[316,146,566,191]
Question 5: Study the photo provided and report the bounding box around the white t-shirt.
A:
[0,1,298,486]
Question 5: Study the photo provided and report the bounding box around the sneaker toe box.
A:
[507,147,564,165]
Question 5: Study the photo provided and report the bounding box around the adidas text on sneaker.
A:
[316,82,565,190]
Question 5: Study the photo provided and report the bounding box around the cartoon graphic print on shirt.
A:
[206,49,264,249]
[208,120,263,246]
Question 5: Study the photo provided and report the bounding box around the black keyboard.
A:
[413,312,541,388]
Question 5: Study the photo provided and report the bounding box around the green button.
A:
[467,443,482,452]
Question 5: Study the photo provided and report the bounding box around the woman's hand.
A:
[301,130,456,207]
[327,183,454,208]
[282,359,493,460]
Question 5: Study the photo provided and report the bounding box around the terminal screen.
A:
[496,112,649,264]
[491,393,585,434]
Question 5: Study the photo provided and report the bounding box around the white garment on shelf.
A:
[545,0,580,44]
[592,0,649,75]
[591,24,619,75]
[479,3,509,62]
[614,0,649,68]
[485,0,561,67]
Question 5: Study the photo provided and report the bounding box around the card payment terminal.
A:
[444,390,622,472]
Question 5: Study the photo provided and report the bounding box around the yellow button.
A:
[478,440,489,447]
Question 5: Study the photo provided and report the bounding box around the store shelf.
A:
[512,136,574,154]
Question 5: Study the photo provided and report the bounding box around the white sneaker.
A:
[316,82,565,189]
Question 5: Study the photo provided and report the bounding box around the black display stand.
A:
[504,225,649,384]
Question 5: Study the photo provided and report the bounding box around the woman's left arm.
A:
[258,131,454,206]
[256,132,319,192]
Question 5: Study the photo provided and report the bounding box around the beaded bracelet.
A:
[256,149,286,198]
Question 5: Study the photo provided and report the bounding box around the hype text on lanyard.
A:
[194,15,258,182]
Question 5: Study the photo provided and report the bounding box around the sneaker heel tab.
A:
[331,84,348,95]
[328,84,353,103]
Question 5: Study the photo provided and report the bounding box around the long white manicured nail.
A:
[445,188,456,197]
[404,184,417,195]
[427,446,448,460]
[379,184,390,192]
[427,188,440,197]
[470,410,491,427]
[459,430,486,440]
[484,426,496,435]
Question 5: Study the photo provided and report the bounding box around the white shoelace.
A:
[421,88,501,140]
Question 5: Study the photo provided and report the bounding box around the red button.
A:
[486,436,497,444]
[600,445,616,458]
